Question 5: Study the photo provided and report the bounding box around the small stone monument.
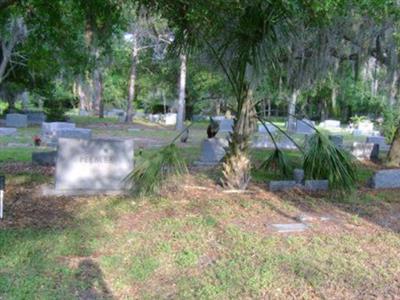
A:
[197,138,228,165]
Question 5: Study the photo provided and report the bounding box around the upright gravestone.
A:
[295,119,315,134]
[6,114,28,128]
[218,119,234,133]
[366,136,390,152]
[351,142,379,161]
[41,122,76,146]
[55,138,134,193]
[258,123,277,134]
[320,119,341,130]
[164,113,177,126]
[329,135,344,148]
[25,111,46,125]
[197,138,228,165]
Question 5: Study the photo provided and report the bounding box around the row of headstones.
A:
[147,113,178,125]
[4,112,46,128]
[268,168,400,191]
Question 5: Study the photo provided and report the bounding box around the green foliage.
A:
[260,149,293,178]
[43,98,71,121]
[126,143,187,195]
[382,109,400,143]
[303,131,356,190]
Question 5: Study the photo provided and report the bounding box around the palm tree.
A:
[141,0,293,189]
[199,1,292,189]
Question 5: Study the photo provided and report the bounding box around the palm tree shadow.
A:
[76,259,113,300]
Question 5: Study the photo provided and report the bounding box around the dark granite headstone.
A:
[32,151,57,166]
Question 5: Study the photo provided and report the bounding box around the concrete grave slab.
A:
[0,127,17,136]
[304,180,329,191]
[268,180,298,192]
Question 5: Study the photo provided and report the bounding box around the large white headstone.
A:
[55,138,134,192]
[164,113,177,125]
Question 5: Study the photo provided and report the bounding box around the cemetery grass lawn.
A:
[1,154,400,298]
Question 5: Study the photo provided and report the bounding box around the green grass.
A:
[1,171,400,299]
[0,147,35,162]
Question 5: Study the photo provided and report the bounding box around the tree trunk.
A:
[126,32,138,123]
[388,69,399,107]
[176,52,187,131]
[92,67,103,118]
[287,89,299,132]
[76,75,91,112]
[387,125,400,167]
[221,89,255,190]
[267,98,271,117]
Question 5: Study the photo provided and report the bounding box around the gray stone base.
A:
[268,179,329,192]
[40,185,129,196]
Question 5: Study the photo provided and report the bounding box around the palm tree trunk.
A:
[176,52,187,131]
[387,126,400,167]
[221,89,255,190]
[287,89,299,132]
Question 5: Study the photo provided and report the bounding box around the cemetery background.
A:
[1,114,400,298]
[1,1,400,298]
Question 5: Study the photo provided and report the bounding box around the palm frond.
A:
[125,143,187,195]
[260,148,293,178]
[303,131,356,190]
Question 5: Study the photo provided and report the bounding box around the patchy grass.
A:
[1,166,400,299]
[0,147,35,163]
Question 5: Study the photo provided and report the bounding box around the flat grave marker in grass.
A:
[269,223,309,233]
[0,127,17,136]
[369,169,400,189]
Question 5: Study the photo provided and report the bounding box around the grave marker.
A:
[6,113,27,128]
[55,138,134,193]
